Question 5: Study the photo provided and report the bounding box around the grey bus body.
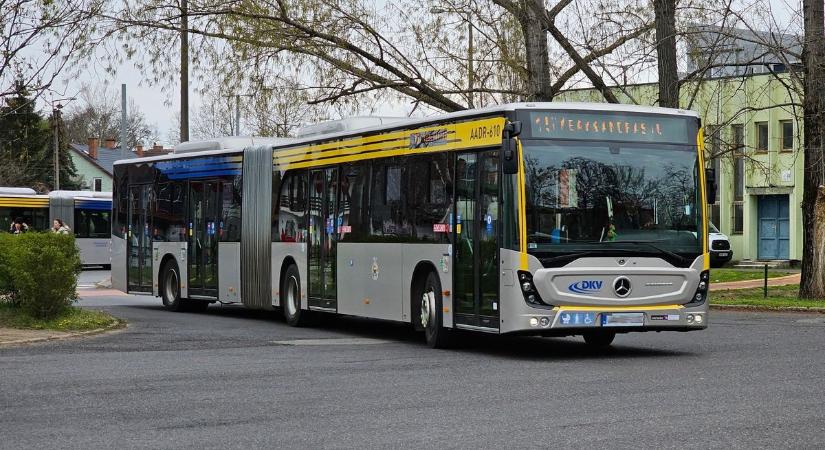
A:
[111,103,709,343]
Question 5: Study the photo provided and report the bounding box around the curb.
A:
[0,321,127,347]
[710,304,825,313]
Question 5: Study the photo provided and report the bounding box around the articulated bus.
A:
[111,103,713,348]
[0,188,112,267]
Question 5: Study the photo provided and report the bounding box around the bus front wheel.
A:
[419,271,450,349]
[582,331,616,347]
[161,260,185,312]
[282,264,309,326]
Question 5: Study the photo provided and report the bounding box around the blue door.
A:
[757,195,789,260]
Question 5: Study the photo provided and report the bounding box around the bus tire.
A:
[419,271,450,349]
[582,331,616,347]
[282,264,308,326]
[161,260,185,312]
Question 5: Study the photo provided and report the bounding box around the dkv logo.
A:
[567,280,603,294]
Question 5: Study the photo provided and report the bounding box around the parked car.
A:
[709,222,732,267]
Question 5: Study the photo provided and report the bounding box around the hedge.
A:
[0,232,81,319]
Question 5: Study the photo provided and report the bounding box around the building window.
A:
[733,155,744,202]
[708,155,721,227]
[756,122,768,152]
[706,125,721,157]
[732,203,744,234]
[93,177,103,192]
[781,120,793,151]
[732,124,744,152]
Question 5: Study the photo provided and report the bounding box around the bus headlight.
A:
[685,270,709,307]
[517,271,550,307]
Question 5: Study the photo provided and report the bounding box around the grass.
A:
[710,268,796,284]
[0,302,123,331]
[710,284,825,309]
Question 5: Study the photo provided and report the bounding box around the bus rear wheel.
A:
[582,331,616,347]
[161,260,185,312]
[419,271,450,349]
[282,264,309,326]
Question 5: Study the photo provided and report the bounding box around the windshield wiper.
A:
[602,240,688,265]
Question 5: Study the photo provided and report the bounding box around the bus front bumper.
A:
[506,304,708,334]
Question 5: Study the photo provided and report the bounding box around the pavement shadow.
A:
[120,302,694,360]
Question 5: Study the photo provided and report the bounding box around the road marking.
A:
[271,338,391,346]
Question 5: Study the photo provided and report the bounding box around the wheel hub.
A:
[420,290,434,328]
[286,276,298,316]
[165,270,178,301]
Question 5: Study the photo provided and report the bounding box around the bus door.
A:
[453,150,500,330]
[127,184,153,293]
[308,167,338,310]
[188,181,221,297]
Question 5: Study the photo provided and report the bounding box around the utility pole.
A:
[52,106,60,190]
[466,16,474,108]
[121,84,127,159]
[180,0,189,142]
[50,97,75,191]
[224,93,253,136]
[235,94,240,136]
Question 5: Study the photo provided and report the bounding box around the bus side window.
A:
[339,163,370,242]
[278,171,308,243]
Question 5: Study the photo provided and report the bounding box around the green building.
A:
[558,72,803,264]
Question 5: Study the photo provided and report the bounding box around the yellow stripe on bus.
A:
[0,199,48,207]
[516,138,528,270]
[697,127,710,271]
[554,305,684,312]
[273,117,506,170]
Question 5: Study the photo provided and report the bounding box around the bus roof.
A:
[48,191,112,200]
[0,187,37,195]
[114,102,700,165]
[279,102,699,148]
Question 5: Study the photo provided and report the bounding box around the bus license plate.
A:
[718,252,729,257]
[601,312,645,327]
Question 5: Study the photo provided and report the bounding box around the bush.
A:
[0,233,81,318]
[0,233,16,302]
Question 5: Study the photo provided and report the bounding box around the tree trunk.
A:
[653,0,678,108]
[520,0,553,101]
[180,0,189,143]
[799,0,825,299]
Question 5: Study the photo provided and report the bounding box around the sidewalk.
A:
[710,273,801,291]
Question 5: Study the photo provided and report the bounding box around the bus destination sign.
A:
[529,111,692,144]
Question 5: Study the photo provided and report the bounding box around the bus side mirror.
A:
[502,121,522,175]
[705,168,717,204]
[503,138,519,174]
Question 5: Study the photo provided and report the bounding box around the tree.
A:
[95,0,655,114]
[799,0,825,298]
[63,85,157,149]
[0,80,78,191]
[1,0,101,101]
[653,0,678,107]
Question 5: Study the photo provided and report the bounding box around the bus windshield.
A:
[522,139,702,264]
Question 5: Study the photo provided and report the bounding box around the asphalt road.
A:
[2,273,825,449]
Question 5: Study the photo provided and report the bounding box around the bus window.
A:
[74,209,111,238]
[278,171,308,242]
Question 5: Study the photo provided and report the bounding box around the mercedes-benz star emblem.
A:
[613,277,632,297]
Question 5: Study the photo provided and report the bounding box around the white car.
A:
[709,222,732,267]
